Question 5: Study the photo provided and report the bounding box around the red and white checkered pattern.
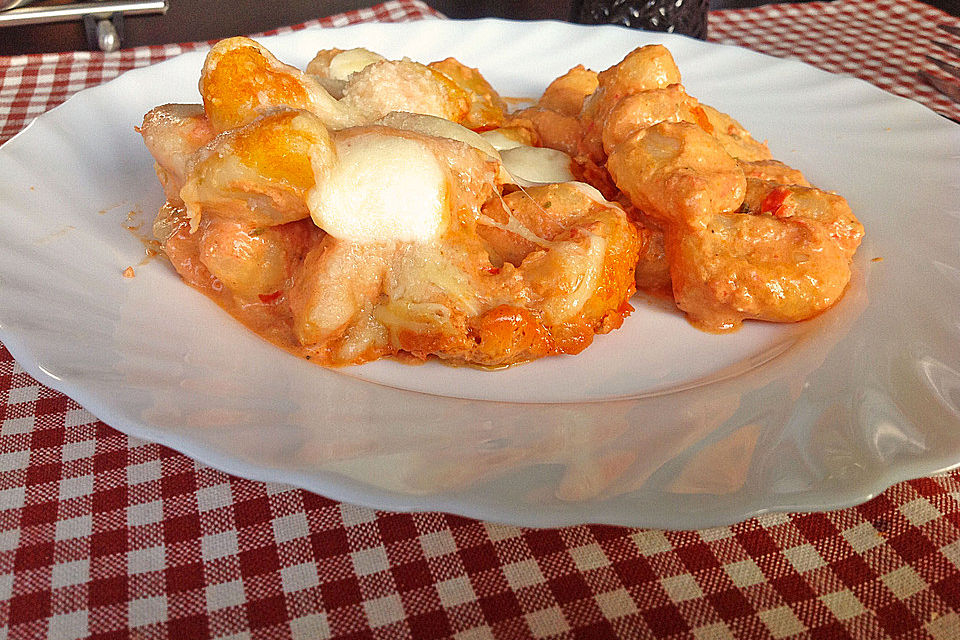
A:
[4,338,960,638]
[3,1,960,638]
[0,0,443,145]
[709,0,960,123]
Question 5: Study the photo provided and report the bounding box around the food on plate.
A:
[140,36,862,367]
[608,124,861,330]
[199,37,362,132]
[143,37,641,368]
[507,44,863,331]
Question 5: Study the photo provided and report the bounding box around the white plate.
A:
[1,19,959,529]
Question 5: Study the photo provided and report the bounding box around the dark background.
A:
[1,0,958,55]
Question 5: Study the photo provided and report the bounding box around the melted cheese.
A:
[480,129,525,151]
[328,48,385,80]
[307,132,447,242]
[376,111,501,160]
[500,146,574,187]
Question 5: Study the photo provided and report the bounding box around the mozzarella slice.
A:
[376,111,501,161]
[500,146,574,187]
[308,133,447,243]
[328,48,385,80]
[480,129,525,151]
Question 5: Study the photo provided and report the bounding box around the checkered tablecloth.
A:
[708,0,960,123]
[2,1,960,638]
